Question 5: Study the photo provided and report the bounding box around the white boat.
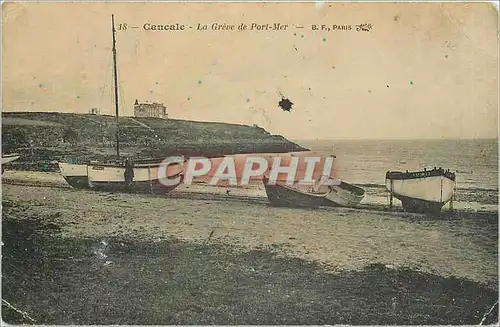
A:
[87,161,183,193]
[2,153,21,174]
[385,167,456,213]
[2,153,20,165]
[59,160,184,194]
[326,182,365,207]
[58,162,89,188]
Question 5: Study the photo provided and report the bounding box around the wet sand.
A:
[3,170,498,211]
[1,173,498,324]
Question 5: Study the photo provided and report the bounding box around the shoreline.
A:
[2,170,498,213]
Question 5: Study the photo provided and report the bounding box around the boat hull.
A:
[2,154,20,165]
[385,168,456,213]
[62,176,90,189]
[87,180,180,194]
[88,173,182,194]
[395,195,446,213]
[263,177,333,208]
[59,161,183,194]
[2,154,21,174]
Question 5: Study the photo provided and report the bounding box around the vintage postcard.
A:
[1,1,498,325]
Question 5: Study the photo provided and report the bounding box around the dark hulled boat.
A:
[263,176,333,208]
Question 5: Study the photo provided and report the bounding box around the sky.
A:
[2,2,498,140]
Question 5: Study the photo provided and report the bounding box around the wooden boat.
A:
[262,176,333,208]
[59,160,184,193]
[60,160,185,193]
[87,160,183,194]
[262,175,365,208]
[326,182,365,207]
[58,162,89,189]
[2,153,21,174]
[2,153,20,165]
[385,167,456,213]
[59,15,183,194]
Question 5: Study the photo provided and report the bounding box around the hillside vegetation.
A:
[1,112,307,170]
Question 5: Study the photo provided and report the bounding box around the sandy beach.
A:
[2,172,498,324]
[2,175,498,284]
[2,171,498,324]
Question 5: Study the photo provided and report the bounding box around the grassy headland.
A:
[1,112,307,170]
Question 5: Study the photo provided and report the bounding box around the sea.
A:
[294,139,498,211]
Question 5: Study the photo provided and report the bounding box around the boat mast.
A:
[111,14,120,159]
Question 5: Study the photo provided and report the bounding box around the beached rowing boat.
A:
[262,175,333,208]
[385,167,456,213]
[2,153,20,165]
[262,175,366,208]
[2,153,21,175]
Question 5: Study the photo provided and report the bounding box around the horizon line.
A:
[293,137,499,141]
